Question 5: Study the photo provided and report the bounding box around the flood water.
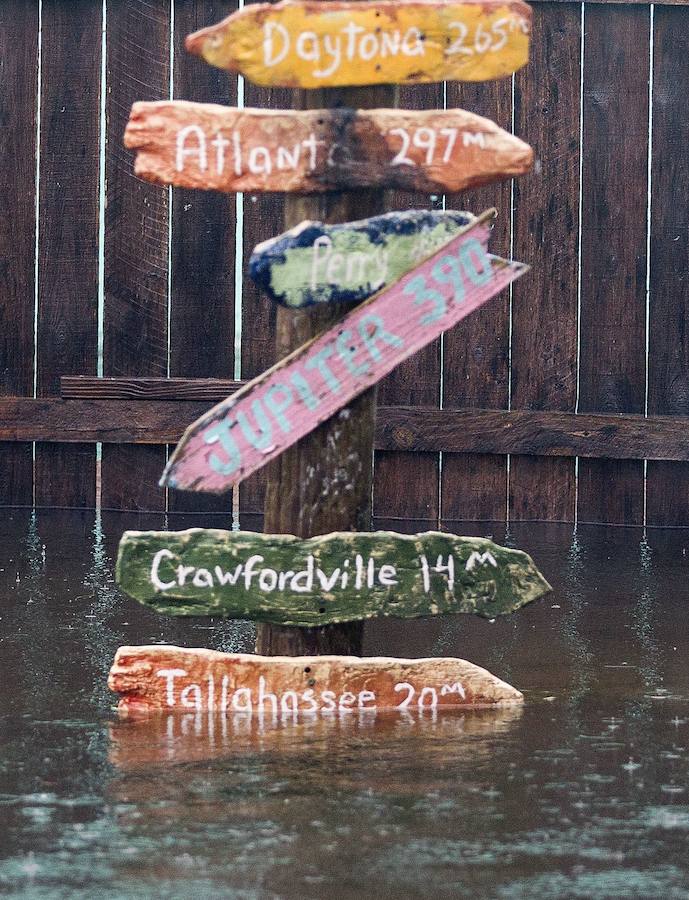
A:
[1,508,689,898]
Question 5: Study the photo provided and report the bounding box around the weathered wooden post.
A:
[257,55,393,657]
[109,0,549,717]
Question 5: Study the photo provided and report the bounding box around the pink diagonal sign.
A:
[162,215,528,494]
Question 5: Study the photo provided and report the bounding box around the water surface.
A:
[1,510,688,898]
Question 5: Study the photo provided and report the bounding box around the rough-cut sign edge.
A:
[124,103,534,195]
[108,645,524,717]
[249,208,477,307]
[161,209,529,493]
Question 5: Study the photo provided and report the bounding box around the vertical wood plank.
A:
[168,0,237,515]
[577,3,649,525]
[646,5,689,526]
[34,0,101,508]
[102,0,170,511]
[373,83,444,532]
[509,2,580,522]
[441,79,512,522]
[0,2,38,506]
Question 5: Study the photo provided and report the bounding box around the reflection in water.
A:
[108,706,524,771]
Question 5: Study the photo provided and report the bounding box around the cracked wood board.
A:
[108,645,525,716]
[116,528,551,624]
[124,102,533,194]
[185,0,532,88]
[161,214,529,494]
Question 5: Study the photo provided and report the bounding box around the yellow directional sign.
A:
[186,0,532,89]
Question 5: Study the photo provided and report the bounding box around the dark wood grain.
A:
[7,399,689,463]
[577,3,649,525]
[102,0,170,511]
[168,0,237,514]
[646,5,689,525]
[374,83,443,529]
[509,2,580,521]
[442,74,512,522]
[239,78,290,522]
[34,0,100,508]
[60,376,242,400]
[0,2,38,505]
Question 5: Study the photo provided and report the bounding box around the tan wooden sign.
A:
[185,0,532,89]
[109,646,523,716]
[125,101,533,194]
[161,215,529,494]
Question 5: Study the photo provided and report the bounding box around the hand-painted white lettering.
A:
[358,690,377,709]
[338,691,357,710]
[176,125,207,172]
[446,16,525,57]
[432,554,455,591]
[157,668,188,706]
[390,126,467,167]
[151,548,177,591]
[148,549,502,597]
[214,564,243,586]
[379,563,398,586]
[394,681,416,709]
[176,128,325,178]
[440,681,466,700]
[262,22,425,79]
[152,676,472,715]
[192,568,213,588]
[418,686,438,709]
[465,550,498,571]
[180,683,202,710]
[263,22,290,66]
[419,554,431,593]
[232,687,252,713]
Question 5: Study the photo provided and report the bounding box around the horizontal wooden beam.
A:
[377,407,689,460]
[3,393,689,462]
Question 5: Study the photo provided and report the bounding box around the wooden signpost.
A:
[162,215,528,494]
[185,0,532,88]
[250,209,476,307]
[124,101,533,195]
[109,646,524,717]
[116,529,551,624]
[107,0,548,717]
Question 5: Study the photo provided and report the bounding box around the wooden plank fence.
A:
[1,0,688,528]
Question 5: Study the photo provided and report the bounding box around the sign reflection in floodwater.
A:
[108,706,523,770]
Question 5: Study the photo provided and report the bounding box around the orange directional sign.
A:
[185,0,532,88]
[124,101,533,195]
[160,214,529,494]
[108,645,524,716]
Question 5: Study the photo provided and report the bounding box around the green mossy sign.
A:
[117,529,551,626]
